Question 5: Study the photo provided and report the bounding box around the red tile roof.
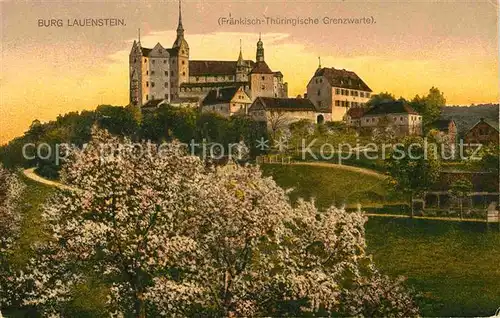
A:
[190,60,254,76]
[313,67,372,92]
[250,61,274,74]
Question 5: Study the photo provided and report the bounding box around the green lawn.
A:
[261,163,396,210]
[367,218,500,317]
[263,163,500,317]
[10,173,55,267]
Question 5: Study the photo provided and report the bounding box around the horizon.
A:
[1,0,498,144]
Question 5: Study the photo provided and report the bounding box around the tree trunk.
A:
[459,199,463,220]
[135,292,146,318]
[410,193,414,218]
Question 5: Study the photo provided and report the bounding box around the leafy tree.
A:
[385,136,441,217]
[449,177,473,219]
[19,128,419,317]
[410,87,445,126]
[365,92,396,108]
[96,105,140,137]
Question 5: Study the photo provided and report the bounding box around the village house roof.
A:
[251,97,317,112]
[466,118,500,133]
[250,61,274,74]
[313,67,372,92]
[363,101,419,116]
[201,86,245,106]
[273,71,283,77]
[346,107,365,119]
[427,119,455,132]
[180,81,248,89]
[190,60,254,76]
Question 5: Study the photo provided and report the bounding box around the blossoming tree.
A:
[21,128,419,317]
[0,164,25,309]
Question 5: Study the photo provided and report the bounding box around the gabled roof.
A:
[346,107,365,119]
[466,118,500,133]
[251,97,316,112]
[250,61,274,74]
[201,86,246,106]
[427,119,455,132]
[180,81,248,88]
[141,47,152,56]
[312,67,372,92]
[190,60,254,76]
[166,47,179,56]
[363,101,419,116]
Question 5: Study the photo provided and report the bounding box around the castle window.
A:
[164,60,167,63]
[146,94,149,100]
[182,60,185,65]
[146,81,149,87]
[335,100,340,106]
[360,92,364,98]
[400,116,403,121]
[146,71,149,75]
[152,60,155,64]
[165,71,168,76]
[366,93,370,98]
[134,58,137,63]
[335,88,340,95]
[261,84,265,90]
[164,82,168,87]
[317,89,321,96]
[151,71,155,75]
[151,82,155,87]
[182,72,185,76]
[261,76,265,80]
[144,59,147,63]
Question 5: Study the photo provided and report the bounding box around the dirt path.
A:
[288,161,387,179]
[23,168,72,190]
[364,213,486,223]
[23,167,489,223]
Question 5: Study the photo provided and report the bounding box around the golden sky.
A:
[0,0,498,144]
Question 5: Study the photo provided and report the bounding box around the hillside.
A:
[440,104,499,136]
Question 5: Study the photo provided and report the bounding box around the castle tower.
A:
[256,33,264,62]
[129,29,144,107]
[171,0,189,98]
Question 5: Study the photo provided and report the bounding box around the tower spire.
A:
[256,33,264,62]
[318,56,321,69]
[177,0,184,34]
[138,28,141,43]
[237,39,244,65]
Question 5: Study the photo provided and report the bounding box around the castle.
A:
[129,1,288,109]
